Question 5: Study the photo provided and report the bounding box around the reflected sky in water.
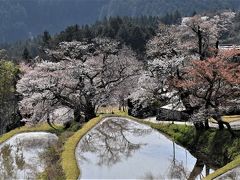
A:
[0,132,58,179]
[76,117,214,179]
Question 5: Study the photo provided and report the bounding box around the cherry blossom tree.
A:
[180,11,235,60]
[130,11,239,132]
[17,38,140,124]
[129,25,186,117]
[105,75,139,112]
[172,49,240,134]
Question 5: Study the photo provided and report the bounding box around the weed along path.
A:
[0,132,58,179]
[75,117,217,179]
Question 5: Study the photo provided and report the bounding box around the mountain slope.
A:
[100,0,240,17]
[0,0,240,43]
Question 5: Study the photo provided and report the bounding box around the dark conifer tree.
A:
[22,47,31,61]
[42,30,51,47]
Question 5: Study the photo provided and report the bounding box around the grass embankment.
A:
[61,115,105,180]
[0,123,64,144]
[204,155,240,180]
[144,121,240,179]
[143,122,195,147]
[61,110,138,180]
[38,124,79,180]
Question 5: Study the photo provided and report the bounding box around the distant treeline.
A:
[3,9,240,62]
[223,12,240,44]
[1,16,164,60]
[54,16,161,53]
[0,0,239,44]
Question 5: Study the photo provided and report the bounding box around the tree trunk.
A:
[180,91,192,111]
[206,165,210,176]
[197,26,204,61]
[188,159,204,180]
[127,99,134,115]
[194,121,205,131]
[122,100,126,112]
[215,40,219,49]
[215,115,235,137]
[217,120,224,130]
[204,119,209,130]
[84,103,96,122]
[215,40,219,56]
[85,110,96,121]
[193,122,204,134]
[222,121,235,138]
[180,91,204,131]
[74,108,82,122]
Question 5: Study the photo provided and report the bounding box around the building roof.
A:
[160,101,186,111]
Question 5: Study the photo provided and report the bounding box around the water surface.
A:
[76,117,214,179]
[0,132,58,179]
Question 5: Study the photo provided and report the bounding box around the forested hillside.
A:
[0,0,107,43]
[2,16,160,60]
[0,0,239,43]
[1,1,240,179]
[100,0,240,17]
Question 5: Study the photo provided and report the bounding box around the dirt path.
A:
[142,117,240,130]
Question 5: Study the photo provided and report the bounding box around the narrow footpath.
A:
[142,117,240,130]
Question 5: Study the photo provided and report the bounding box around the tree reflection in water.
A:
[141,141,215,179]
[168,141,188,179]
[168,158,188,179]
[170,140,214,180]
[0,142,37,179]
[77,118,152,166]
[77,118,217,179]
[141,157,214,180]
[0,132,58,179]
